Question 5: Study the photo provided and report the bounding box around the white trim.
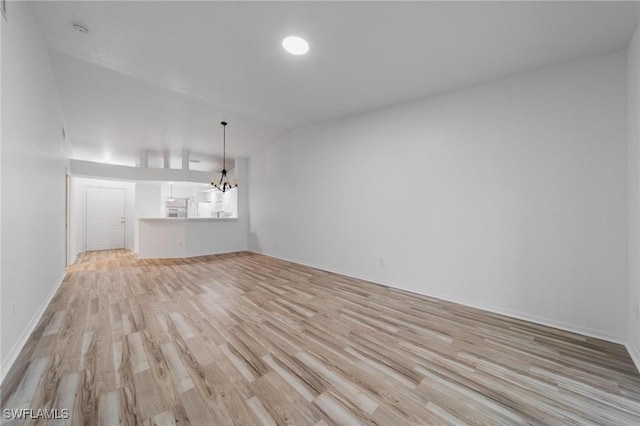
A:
[0,271,66,385]
[70,251,80,267]
[627,342,640,374]
[66,173,70,266]
[410,289,625,344]
[252,250,626,344]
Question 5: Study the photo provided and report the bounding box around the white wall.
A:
[134,182,161,251]
[135,182,162,218]
[136,182,164,218]
[1,6,4,382]
[1,3,70,380]
[250,50,628,342]
[69,177,135,263]
[628,20,640,368]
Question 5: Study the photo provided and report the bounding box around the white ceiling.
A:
[31,1,639,168]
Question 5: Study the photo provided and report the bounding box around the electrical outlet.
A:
[12,302,16,317]
[379,258,384,267]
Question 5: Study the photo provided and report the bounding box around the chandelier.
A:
[211,121,238,192]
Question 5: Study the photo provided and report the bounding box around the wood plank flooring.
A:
[2,249,640,425]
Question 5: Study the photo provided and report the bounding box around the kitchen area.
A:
[136,181,244,259]
[137,182,238,219]
[68,157,248,262]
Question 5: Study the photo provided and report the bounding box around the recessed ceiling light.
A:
[282,36,309,55]
[72,22,88,34]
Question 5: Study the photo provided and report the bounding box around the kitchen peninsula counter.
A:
[137,217,245,259]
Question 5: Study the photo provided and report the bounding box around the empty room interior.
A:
[2,1,640,424]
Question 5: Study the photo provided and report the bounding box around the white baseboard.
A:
[252,250,626,345]
[0,270,66,385]
[411,289,625,344]
[627,342,640,374]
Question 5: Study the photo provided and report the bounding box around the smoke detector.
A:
[72,22,88,34]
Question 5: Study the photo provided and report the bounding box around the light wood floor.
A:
[2,250,640,425]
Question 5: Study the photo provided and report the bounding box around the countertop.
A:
[138,217,238,221]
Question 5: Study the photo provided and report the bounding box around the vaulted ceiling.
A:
[31,1,639,169]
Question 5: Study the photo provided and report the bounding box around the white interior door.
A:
[86,187,125,251]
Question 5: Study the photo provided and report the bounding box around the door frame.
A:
[65,171,70,266]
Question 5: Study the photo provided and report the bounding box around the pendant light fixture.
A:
[168,183,175,202]
[211,121,238,192]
